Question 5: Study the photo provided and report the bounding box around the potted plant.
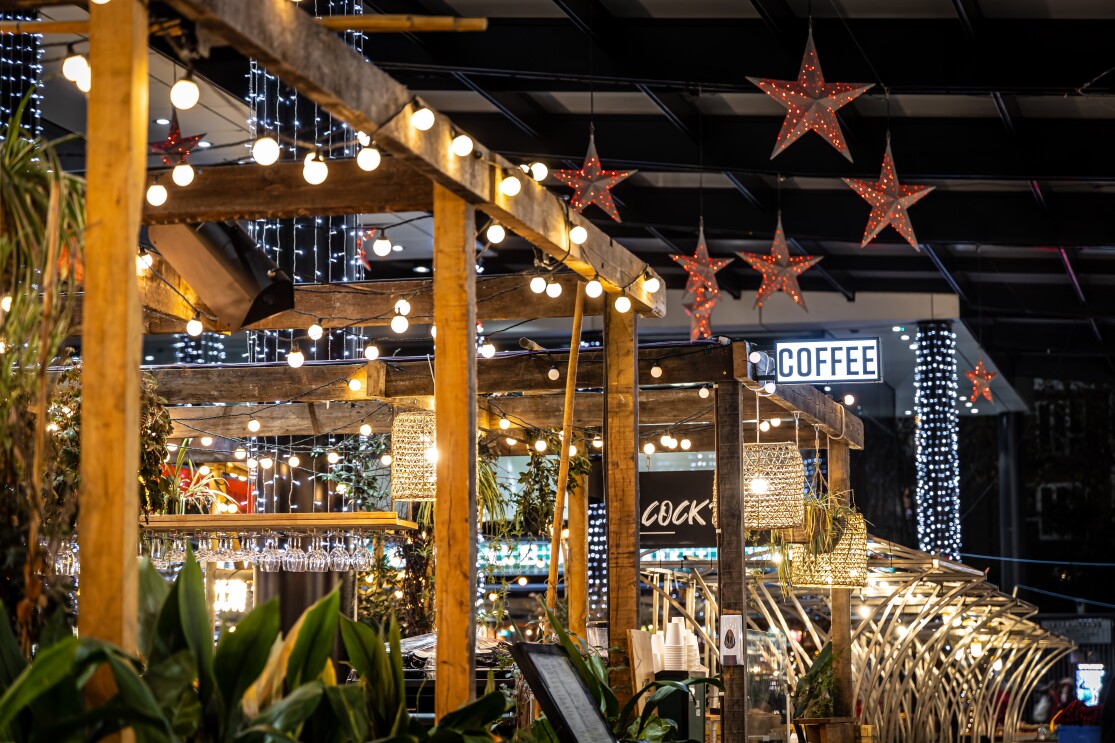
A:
[791,643,856,743]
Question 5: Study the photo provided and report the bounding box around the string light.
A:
[75,71,91,94]
[198,465,210,475]
[614,296,632,313]
[505,437,516,446]
[394,298,411,316]
[234,447,246,460]
[135,250,154,274]
[307,322,324,341]
[499,174,522,197]
[62,51,88,83]
[302,152,328,185]
[372,236,392,257]
[287,344,304,368]
[359,423,372,436]
[410,107,435,131]
[486,224,506,244]
[699,386,711,399]
[252,135,280,165]
[914,321,961,559]
[356,146,381,171]
[380,453,393,466]
[569,225,588,245]
[364,344,380,360]
[258,457,273,470]
[643,442,656,455]
[534,438,547,452]
[287,454,300,468]
[326,451,341,465]
[763,381,777,394]
[569,444,578,456]
[843,393,856,406]
[771,417,782,427]
[247,418,261,433]
[585,279,603,298]
[451,134,474,156]
[171,162,195,187]
[529,276,547,294]
[390,313,409,334]
[348,378,362,392]
[680,438,691,450]
[547,365,560,381]
[169,74,200,110]
[0,297,10,313]
[592,435,603,448]
[498,417,511,430]
[759,420,771,432]
[480,342,496,358]
[199,436,214,447]
[650,363,663,379]
[186,314,203,337]
[644,275,661,293]
[545,281,562,298]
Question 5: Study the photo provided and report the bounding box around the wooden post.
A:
[829,438,855,718]
[715,382,747,742]
[567,474,588,637]
[432,183,478,719]
[603,303,638,701]
[78,0,148,665]
[546,286,585,611]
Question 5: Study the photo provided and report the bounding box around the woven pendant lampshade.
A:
[389,411,438,502]
[790,510,868,588]
[742,441,806,529]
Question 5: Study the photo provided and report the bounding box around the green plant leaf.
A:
[248,680,324,737]
[102,648,175,740]
[323,683,369,742]
[0,636,78,733]
[429,690,508,735]
[216,598,280,709]
[176,549,218,713]
[339,616,408,737]
[541,605,616,719]
[143,649,201,738]
[285,590,339,692]
[138,557,171,660]
[0,602,27,689]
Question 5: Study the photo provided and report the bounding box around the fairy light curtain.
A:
[913,321,961,559]
[0,10,43,138]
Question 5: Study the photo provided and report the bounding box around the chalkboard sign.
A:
[509,643,619,743]
[638,470,715,548]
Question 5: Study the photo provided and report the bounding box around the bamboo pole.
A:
[567,474,588,637]
[546,285,585,612]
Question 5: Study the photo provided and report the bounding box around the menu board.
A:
[510,643,619,743]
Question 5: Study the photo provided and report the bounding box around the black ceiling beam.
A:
[921,243,969,303]
[951,0,985,41]
[748,0,800,48]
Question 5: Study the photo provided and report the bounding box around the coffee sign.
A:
[774,338,882,384]
[638,471,715,548]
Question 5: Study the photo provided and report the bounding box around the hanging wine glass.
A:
[195,534,214,563]
[307,532,329,573]
[259,536,283,573]
[350,536,372,572]
[165,537,186,564]
[232,533,255,566]
[282,534,307,572]
[328,532,351,572]
[151,538,169,570]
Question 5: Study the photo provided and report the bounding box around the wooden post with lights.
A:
[716,381,747,742]
[603,302,639,703]
[432,183,478,719]
[829,438,855,718]
[79,0,148,676]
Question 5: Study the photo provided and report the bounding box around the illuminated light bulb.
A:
[585,279,603,298]
[170,76,200,110]
[364,344,380,361]
[643,442,656,455]
[529,162,548,181]
[348,378,362,392]
[287,344,304,368]
[770,417,782,427]
[62,53,88,82]
[680,438,691,450]
[247,418,261,433]
[246,457,258,469]
[547,366,560,381]
[198,465,210,475]
[1,296,12,312]
[660,434,672,447]
[480,342,496,358]
[529,276,547,294]
[429,325,436,338]
[307,322,324,340]
[858,605,872,619]
[568,445,577,456]
[373,237,393,257]
[394,298,411,316]
[614,295,632,313]
[394,589,404,599]
[356,130,371,147]
[763,381,776,394]
[592,436,604,449]
[993,659,1003,671]
[359,423,373,437]
[518,576,529,586]
[494,418,511,432]
[186,315,203,337]
[135,252,154,273]
[335,483,348,495]
[200,436,214,447]
[356,146,381,171]
[390,314,409,334]
[255,456,271,470]
[287,454,300,468]
[234,447,246,460]
[451,134,474,157]
[410,107,435,131]
[569,225,588,245]
[145,182,168,206]
[326,451,341,465]
[499,175,522,197]
[424,446,438,463]
[486,224,506,244]
[302,153,328,185]
[505,437,516,447]
[166,443,179,452]
[843,394,856,406]
[749,350,763,364]
[749,476,770,495]
[252,135,280,165]
[650,364,663,379]
[215,502,227,514]
[644,276,661,294]
[380,453,393,466]
[759,420,771,433]
[545,282,562,299]
[534,439,548,453]
[699,386,711,399]
[171,162,194,187]
[75,67,91,93]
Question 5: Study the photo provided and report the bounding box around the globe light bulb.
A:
[394,298,412,316]
[186,316,203,337]
[360,423,373,436]
[569,225,588,245]
[858,605,872,619]
[643,442,655,455]
[759,420,771,432]
[348,378,362,392]
[569,445,578,456]
[763,381,777,394]
[430,325,436,338]
[680,438,691,450]
[356,130,371,147]
[410,107,435,131]
[364,344,380,361]
[499,175,522,197]
[327,451,341,465]
[650,364,663,379]
[335,483,348,495]
[451,134,474,157]
[547,366,560,381]
[585,279,603,298]
[380,453,393,466]
[135,252,154,273]
[75,68,91,93]
[486,224,506,244]
[172,163,195,187]
[843,393,856,406]
[287,345,304,368]
[424,446,438,463]
[480,342,496,358]
[372,237,393,257]
[534,439,547,452]
[660,434,672,447]
[699,386,711,399]
[259,457,273,470]
[307,322,324,340]
[62,53,88,83]
[505,437,517,447]
[390,314,409,334]
[234,447,246,460]
[302,153,328,185]
[518,576,529,586]
[200,436,214,447]
[529,162,548,181]
[614,295,632,313]
[529,276,547,294]
[169,77,200,110]
[545,282,562,298]
[1,296,11,312]
[252,135,280,165]
[592,436,603,449]
[146,183,168,206]
[644,276,661,294]
[287,454,300,468]
[246,457,258,469]
[356,146,381,171]
[198,465,210,476]
[247,418,261,433]
[770,417,782,427]
[499,417,511,430]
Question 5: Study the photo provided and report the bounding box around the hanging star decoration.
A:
[671,225,733,340]
[149,109,205,166]
[843,142,934,250]
[966,360,996,403]
[748,30,873,162]
[551,134,635,222]
[355,228,378,270]
[738,216,822,310]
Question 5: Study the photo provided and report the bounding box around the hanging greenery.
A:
[512,428,592,538]
[312,433,391,511]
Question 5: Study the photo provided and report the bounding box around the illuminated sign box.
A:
[774,338,882,384]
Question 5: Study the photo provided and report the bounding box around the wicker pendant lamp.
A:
[790,507,868,588]
[742,401,805,530]
[389,410,438,502]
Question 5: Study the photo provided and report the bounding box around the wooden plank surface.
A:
[169,400,394,438]
[140,512,415,531]
[603,303,639,703]
[829,439,855,717]
[79,0,148,685]
[432,184,478,718]
[161,0,665,316]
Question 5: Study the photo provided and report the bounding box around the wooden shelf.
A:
[139,512,417,532]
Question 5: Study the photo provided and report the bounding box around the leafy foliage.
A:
[791,642,835,720]
[511,430,591,538]
[313,434,391,512]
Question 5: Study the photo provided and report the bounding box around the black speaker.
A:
[146,222,294,330]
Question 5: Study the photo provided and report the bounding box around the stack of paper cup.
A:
[651,632,666,673]
[663,622,688,670]
[686,634,700,670]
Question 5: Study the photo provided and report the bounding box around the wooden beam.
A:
[603,302,638,703]
[169,400,393,438]
[317,15,488,32]
[142,159,432,225]
[0,20,90,34]
[79,0,147,679]
[148,361,383,405]
[160,0,664,316]
[716,381,747,742]
[829,438,855,717]
[432,183,477,718]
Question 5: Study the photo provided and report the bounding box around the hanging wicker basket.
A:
[390,411,438,502]
[742,441,806,530]
[790,510,868,589]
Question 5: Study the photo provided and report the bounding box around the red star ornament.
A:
[670,226,733,297]
[843,143,934,250]
[748,30,873,162]
[551,135,635,222]
[966,360,995,403]
[683,288,720,341]
[738,216,822,310]
[149,109,205,167]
